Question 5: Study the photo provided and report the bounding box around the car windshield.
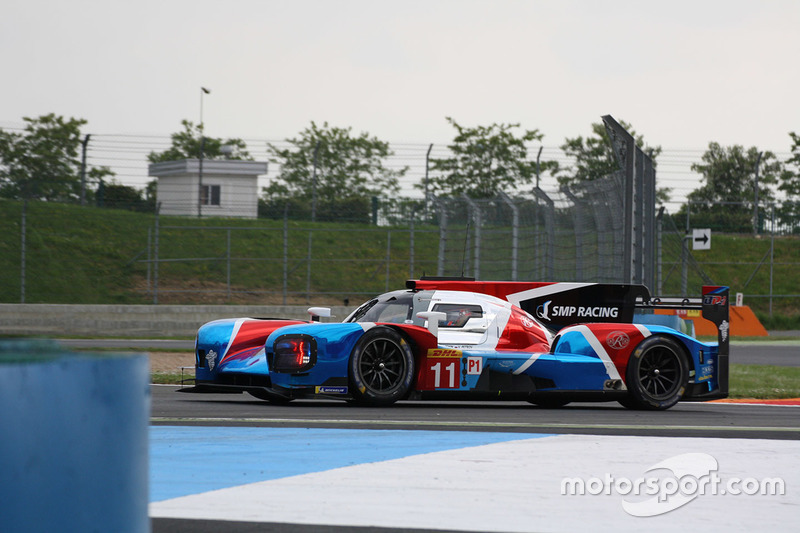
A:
[345,291,415,324]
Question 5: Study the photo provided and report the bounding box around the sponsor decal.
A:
[536,300,552,321]
[703,295,727,306]
[205,349,217,371]
[537,300,621,320]
[548,306,620,318]
[315,386,348,395]
[606,331,630,350]
[427,348,463,358]
[719,320,729,342]
[466,356,483,375]
[521,315,535,328]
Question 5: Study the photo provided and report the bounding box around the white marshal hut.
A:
[148,159,268,219]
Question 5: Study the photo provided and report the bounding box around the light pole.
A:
[198,87,210,218]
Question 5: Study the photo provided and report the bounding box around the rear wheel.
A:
[349,327,415,406]
[621,335,689,410]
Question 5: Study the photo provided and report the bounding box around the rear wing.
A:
[641,285,730,357]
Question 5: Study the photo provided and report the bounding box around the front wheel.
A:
[622,335,689,410]
[348,327,415,406]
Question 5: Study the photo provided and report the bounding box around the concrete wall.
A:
[0,304,355,338]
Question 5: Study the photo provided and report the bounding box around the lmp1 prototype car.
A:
[182,279,730,410]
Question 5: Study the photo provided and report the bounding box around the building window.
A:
[200,184,221,206]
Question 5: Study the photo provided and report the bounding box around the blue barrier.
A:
[0,340,150,533]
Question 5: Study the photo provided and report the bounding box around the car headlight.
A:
[270,334,317,373]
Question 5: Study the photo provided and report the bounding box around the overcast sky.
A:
[2,0,799,201]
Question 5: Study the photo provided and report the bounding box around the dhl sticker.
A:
[426,348,463,358]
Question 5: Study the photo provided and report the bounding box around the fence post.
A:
[409,212,415,279]
[20,200,27,303]
[561,188,583,281]
[498,192,519,281]
[282,207,288,305]
[463,196,481,280]
[146,227,151,296]
[680,234,690,296]
[770,204,774,316]
[385,231,391,292]
[656,207,664,295]
[306,231,312,304]
[154,203,160,305]
[226,228,231,302]
[436,198,446,276]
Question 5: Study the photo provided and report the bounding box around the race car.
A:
[181,278,730,410]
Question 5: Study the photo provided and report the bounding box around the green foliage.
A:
[98,180,155,212]
[424,117,555,198]
[147,120,251,163]
[264,121,405,213]
[558,120,666,201]
[259,196,374,224]
[777,132,800,231]
[0,114,111,201]
[685,143,783,232]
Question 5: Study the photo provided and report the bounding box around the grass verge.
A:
[152,372,193,386]
[729,364,800,399]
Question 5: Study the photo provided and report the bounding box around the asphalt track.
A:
[150,386,800,440]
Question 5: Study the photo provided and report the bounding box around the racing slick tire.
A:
[348,326,415,406]
[621,335,689,410]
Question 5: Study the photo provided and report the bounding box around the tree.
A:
[777,132,800,231]
[263,121,406,221]
[97,179,153,212]
[0,113,111,201]
[684,142,783,232]
[423,117,556,199]
[557,120,667,202]
[148,120,251,163]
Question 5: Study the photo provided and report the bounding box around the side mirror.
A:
[308,307,332,322]
[417,311,447,338]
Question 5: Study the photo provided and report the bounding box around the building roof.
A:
[148,159,268,178]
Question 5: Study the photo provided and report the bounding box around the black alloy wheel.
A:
[349,327,415,406]
[621,335,689,410]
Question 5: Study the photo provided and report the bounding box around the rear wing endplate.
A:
[637,285,730,356]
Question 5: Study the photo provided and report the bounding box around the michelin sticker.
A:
[316,386,348,395]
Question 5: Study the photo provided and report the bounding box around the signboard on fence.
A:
[693,228,711,250]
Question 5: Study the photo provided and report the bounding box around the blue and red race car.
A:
[183,279,730,410]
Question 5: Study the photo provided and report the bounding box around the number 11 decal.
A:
[430,361,457,389]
